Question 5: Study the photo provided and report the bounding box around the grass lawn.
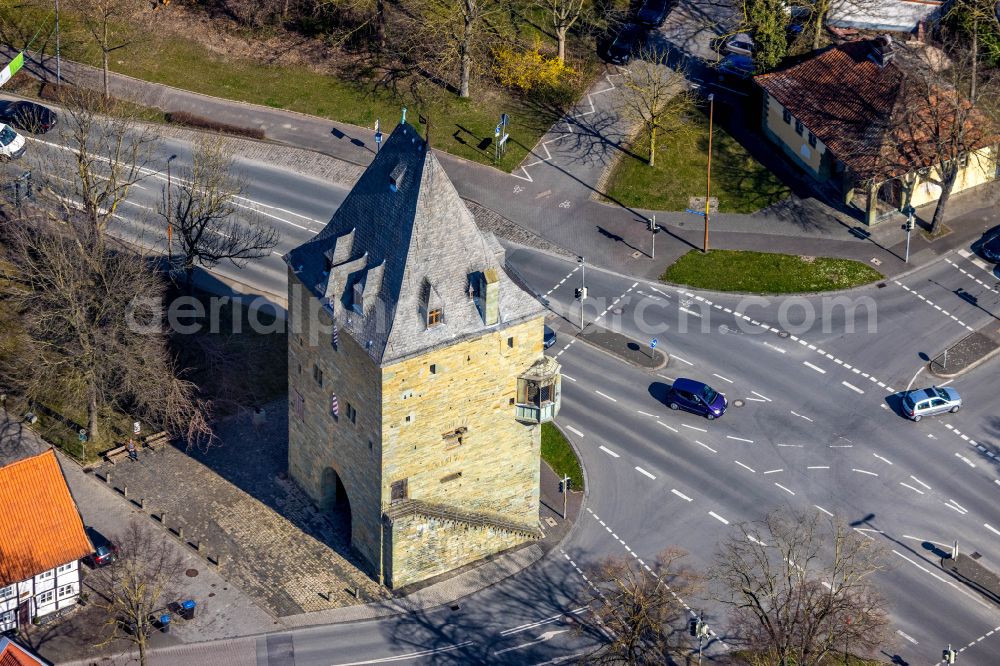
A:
[605,111,790,213]
[541,422,585,492]
[662,250,883,294]
[7,3,600,172]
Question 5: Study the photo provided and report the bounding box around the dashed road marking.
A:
[842,381,865,394]
[681,424,707,432]
[599,445,619,458]
[726,435,753,443]
[807,465,830,470]
[763,468,783,475]
[750,391,771,402]
[671,488,693,502]
[671,354,694,366]
[734,460,756,473]
[658,422,678,433]
[791,411,814,422]
[635,466,656,480]
[899,482,924,495]
[712,373,733,384]
[708,511,730,525]
[852,468,879,477]
[873,453,893,465]
[566,426,585,438]
[594,390,617,403]
[814,505,833,517]
[774,483,795,496]
[910,475,931,490]
[763,342,786,354]
[985,524,1000,537]
[694,440,718,453]
[896,630,918,645]
[803,361,826,374]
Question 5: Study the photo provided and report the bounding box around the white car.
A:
[0,122,26,161]
[725,33,755,57]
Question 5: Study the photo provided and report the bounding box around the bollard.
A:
[177,527,184,540]
[106,472,111,485]
[215,553,223,567]
[160,511,167,525]
[354,587,360,599]
[123,485,128,498]
[139,497,145,509]
[197,542,204,555]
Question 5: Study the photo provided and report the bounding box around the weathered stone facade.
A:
[285,121,556,589]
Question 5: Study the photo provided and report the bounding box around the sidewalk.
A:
[7,46,999,281]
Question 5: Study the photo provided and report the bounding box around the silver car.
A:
[901,386,961,421]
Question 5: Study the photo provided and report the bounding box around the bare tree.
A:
[536,0,584,63]
[946,0,1000,101]
[584,547,699,665]
[618,47,697,167]
[788,1,881,51]
[74,0,149,99]
[712,510,891,666]
[159,138,280,290]
[0,214,212,451]
[93,520,184,666]
[32,88,158,236]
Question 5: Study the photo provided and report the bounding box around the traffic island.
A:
[577,325,668,369]
[942,553,1000,607]
[929,324,1000,378]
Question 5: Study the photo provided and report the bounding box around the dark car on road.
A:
[544,325,557,349]
[602,24,646,65]
[636,0,671,27]
[83,526,120,567]
[667,378,728,419]
[0,101,58,134]
[977,228,1000,262]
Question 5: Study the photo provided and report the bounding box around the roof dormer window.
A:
[428,307,443,327]
[353,281,364,314]
[390,163,407,193]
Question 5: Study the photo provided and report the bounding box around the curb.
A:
[928,343,1000,379]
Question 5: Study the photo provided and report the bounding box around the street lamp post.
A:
[905,206,915,263]
[704,94,715,254]
[166,154,177,265]
[649,215,657,259]
[54,0,61,86]
[577,256,587,331]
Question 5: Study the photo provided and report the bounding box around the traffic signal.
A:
[689,619,698,637]
[943,647,956,664]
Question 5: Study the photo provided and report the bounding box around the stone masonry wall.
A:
[388,513,530,588]
[287,270,384,573]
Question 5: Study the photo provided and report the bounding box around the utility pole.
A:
[166,154,177,265]
[649,215,657,259]
[689,612,709,665]
[54,0,61,86]
[703,94,715,254]
[577,256,587,331]
[905,206,915,263]
[559,475,571,519]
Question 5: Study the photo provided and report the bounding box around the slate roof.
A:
[285,122,544,366]
[0,449,92,587]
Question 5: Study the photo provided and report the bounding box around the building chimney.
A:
[872,35,894,68]
[481,268,499,326]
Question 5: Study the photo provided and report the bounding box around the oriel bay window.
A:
[515,356,561,424]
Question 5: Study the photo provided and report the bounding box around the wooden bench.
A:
[143,431,169,451]
[104,446,130,464]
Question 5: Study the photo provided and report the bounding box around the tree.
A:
[159,138,279,290]
[947,0,1000,101]
[618,46,697,167]
[0,214,212,450]
[585,547,699,665]
[93,520,184,666]
[35,88,158,236]
[536,0,584,63]
[741,0,789,71]
[712,510,890,666]
[75,0,149,100]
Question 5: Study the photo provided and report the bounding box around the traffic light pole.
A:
[905,206,915,263]
[560,475,571,519]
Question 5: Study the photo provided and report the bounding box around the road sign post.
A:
[559,475,571,518]
[905,207,915,263]
[374,118,382,154]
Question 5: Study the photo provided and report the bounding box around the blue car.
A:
[667,378,727,419]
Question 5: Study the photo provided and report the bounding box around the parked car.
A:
[0,123,26,161]
[602,24,646,65]
[83,527,120,567]
[976,228,1000,262]
[636,0,671,27]
[0,101,57,134]
[717,53,755,80]
[901,386,961,422]
[543,325,557,349]
[667,378,728,419]
[723,32,755,57]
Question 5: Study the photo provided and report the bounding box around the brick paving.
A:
[92,401,388,618]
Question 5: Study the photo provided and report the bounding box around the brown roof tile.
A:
[0,638,49,666]
[0,450,92,586]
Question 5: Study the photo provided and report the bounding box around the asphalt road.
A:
[21,120,1000,664]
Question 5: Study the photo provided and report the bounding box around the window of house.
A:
[391,478,408,501]
[0,585,13,600]
[36,570,53,581]
[293,390,304,420]
[440,472,462,483]
[313,364,323,387]
[808,131,817,148]
[56,584,74,600]
[428,308,443,327]
[795,120,803,136]
[56,563,73,574]
[405,413,413,424]
[782,108,792,124]
[507,336,514,348]
[346,402,357,424]
[36,590,53,605]
[353,282,364,314]
[429,364,437,375]
[330,393,339,420]
[443,427,466,449]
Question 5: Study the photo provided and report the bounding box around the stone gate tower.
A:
[284,121,561,588]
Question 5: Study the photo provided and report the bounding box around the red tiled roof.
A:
[755,40,905,178]
[0,450,92,587]
[0,638,50,666]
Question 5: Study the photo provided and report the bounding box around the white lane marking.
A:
[896,630,919,645]
[681,424,707,432]
[910,475,931,490]
[774,483,795,496]
[807,466,830,470]
[791,411,814,422]
[803,361,826,374]
[332,641,478,664]
[500,608,587,636]
[598,445,620,458]
[635,466,656,480]
[694,440,718,453]
[566,426,585,438]
[955,452,976,468]
[946,499,968,514]
[763,469,783,474]
[841,381,865,394]
[726,435,754,443]
[708,511,730,525]
[899,482,925,495]
[671,354,694,366]
[561,374,577,382]
[985,524,1000,537]
[940,379,954,386]
[763,342,786,354]
[814,505,834,517]
[734,460,756,473]
[679,307,702,318]
[750,391,771,402]
[671,489,693,502]
[594,390,617,403]
[776,444,803,448]
[852,468,879,476]
[712,373,734,384]
[658,422,679,433]
[873,453,893,465]
[747,535,767,546]
[636,410,657,418]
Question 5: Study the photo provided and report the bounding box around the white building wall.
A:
[0,560,82,631]
[828,0,945,32]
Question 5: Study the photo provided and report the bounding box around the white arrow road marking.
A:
[493,630,569,655]
[899,482,924,495]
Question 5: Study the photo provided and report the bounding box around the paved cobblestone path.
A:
[96,401,387,617]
